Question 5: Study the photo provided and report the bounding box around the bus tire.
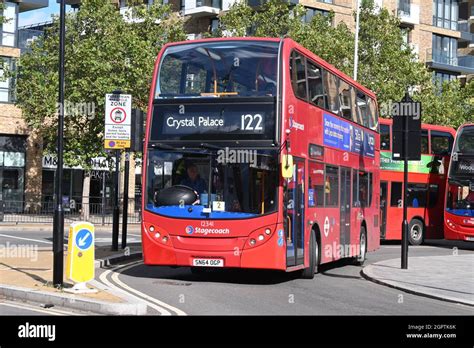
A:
[354,226,367,266]
[301,231,318,279]
[408,219,424,246]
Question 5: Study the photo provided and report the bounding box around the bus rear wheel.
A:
[301,231,319,279]
[408,219,424,245]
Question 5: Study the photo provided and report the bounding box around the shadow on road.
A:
[118,256,367,285]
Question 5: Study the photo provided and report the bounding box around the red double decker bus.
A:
[142,38,380,278]
[445,123,474,241]
[379,119,455,244]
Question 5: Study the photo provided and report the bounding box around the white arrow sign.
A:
[78,232,91,247]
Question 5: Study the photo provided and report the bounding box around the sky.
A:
[18,2,60,27]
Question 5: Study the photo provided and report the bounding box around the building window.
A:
[398,0,410,16]
[1,2,18,47]
[432,34,458,65]
[400,27,411,45]
[210,18,219,33]
[432,0,459,30]
[0,136,26,208]
[0,57,15,103]
[433,70,458,85]
[196,0,221,8]
[303,7,330,23]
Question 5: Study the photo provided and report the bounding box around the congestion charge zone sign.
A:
[104,93,132,149]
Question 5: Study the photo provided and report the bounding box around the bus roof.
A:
[380,118,456,136]
[156,37,377,100]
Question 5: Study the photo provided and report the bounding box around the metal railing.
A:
[196,0,221,8]
[0,196,141,225]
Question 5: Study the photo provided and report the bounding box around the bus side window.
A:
[307,60,326,108]
[309,162,324,207]
[407,183,428,208]
[355,90,369,128]
[367,97,378,131]
[325,165,339,207]
[337,78,352,120]
[323,71,339,115]
[291,51,307,100]
[380,124,390,150]
[428,184,439,208]
[421,130,429,154]
[390,182,402,207]
[431,131,454,155]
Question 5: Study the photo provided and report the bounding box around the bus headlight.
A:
[154,232,161,239]
[149,225,155,232]
[249,239,256,246]
[258,234,264,241]
[265,228,271,235]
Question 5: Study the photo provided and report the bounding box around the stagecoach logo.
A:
[289,116,304,131]
[185,225,230,236]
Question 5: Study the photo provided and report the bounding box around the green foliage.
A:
[415,79,474,128]
[14,0,186,168]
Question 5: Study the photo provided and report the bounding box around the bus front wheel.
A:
[354,226,367,266]
[301,231,319,279]
[408,219,424,246]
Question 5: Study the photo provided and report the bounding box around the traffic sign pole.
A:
[53,0,66,288]
[121,152,130,249]
[112,150,120,251]
[401,113,409,269]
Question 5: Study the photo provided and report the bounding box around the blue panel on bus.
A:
[446,208,474,217]
[146,204,258,219]
[323,113,350,151]
[323,113,375,158]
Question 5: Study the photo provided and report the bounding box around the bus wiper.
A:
[150,143,177,150]
[199,142,222,151]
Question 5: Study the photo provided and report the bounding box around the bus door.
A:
[380,181,388,239]
[286,159,305,267]
[340,167,351,255]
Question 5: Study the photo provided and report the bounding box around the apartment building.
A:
[0,0,48,210]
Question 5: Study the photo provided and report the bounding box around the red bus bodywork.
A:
[444,123,474,241]
[142,37,380,272]
[379,119,456,241]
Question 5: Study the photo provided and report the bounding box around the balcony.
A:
[183,0,221,17]
[458,21,474,45]
[19,0,49,13]
[397,0,419,25]
[426,48,474,74]
[247,0,299,6]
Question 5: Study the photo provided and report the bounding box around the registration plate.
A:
[465,236,474,241]
[192,258,224,267]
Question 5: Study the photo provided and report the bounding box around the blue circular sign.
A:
[75,228,93,250]
[185,225,194,235]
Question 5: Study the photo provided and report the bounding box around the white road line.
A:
[0,301,78,316]
[99,263,172,315]
[110,262,187,316]
[0,233,52,244]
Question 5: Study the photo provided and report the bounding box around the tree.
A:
[415,79,474,128]
[14,0,186,168]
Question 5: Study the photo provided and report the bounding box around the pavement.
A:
[362,254,474,306]
[0,222,141,233]
[0,241,146,315]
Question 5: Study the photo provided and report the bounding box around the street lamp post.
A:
[353,0,361,81]
[53,0,66,287]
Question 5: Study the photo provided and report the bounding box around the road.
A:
[1,228,473,315]
[98,240,474,315]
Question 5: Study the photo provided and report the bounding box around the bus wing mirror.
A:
[281,155,293,179]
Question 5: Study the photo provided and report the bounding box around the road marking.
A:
[99,261,182,315]
[0,233,52,244]
[381,245,441,249]
[110,262,187,316]
[0,301,80,316]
